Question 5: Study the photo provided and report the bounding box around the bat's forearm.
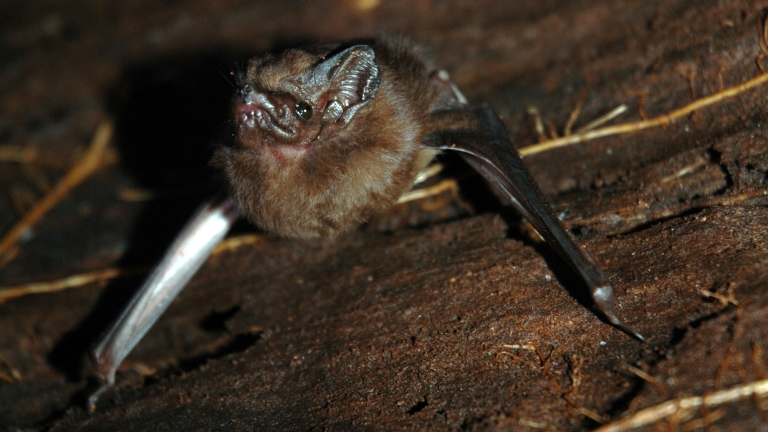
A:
[425,104,644,341]
[90,194,239,387]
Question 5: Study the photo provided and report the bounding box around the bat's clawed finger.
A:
[591,284,645,342]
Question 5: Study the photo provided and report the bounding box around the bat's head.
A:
[214,41,434,238]
[233,45,381,151]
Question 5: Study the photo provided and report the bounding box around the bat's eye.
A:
[295,101,313,121]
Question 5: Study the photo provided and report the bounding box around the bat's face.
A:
[233,46,380,154]
[213,44,436,238]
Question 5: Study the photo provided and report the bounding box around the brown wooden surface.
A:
[1,1,768,430]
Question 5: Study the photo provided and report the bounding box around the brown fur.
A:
[213,38,444,238]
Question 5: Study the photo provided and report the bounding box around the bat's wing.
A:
[89,194,239,405]
[422,103,643,342]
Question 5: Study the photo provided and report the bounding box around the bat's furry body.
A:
[214,39,452,238]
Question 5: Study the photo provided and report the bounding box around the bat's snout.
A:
[234,91,296,141]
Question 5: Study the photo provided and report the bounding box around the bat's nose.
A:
[236,91,274,129]
[234,99,258,129]
[240,91,275,112]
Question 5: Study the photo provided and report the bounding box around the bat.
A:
[89,37,643,405]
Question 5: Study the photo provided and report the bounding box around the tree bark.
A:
[1,0,767,430]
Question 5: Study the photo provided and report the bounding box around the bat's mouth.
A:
[236,88,296,140]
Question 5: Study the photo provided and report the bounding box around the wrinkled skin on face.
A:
[213,40,445,238]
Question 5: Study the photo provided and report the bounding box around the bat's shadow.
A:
[46,50,246,385]
[497,207,602,323]
[46,39,321,399]
[532,239,600,319]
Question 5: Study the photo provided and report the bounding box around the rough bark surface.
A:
[1,1,768,431]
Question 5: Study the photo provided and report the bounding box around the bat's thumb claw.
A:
[90,341,118,385]
[605,312,645,342]
[592,285,645,342]
[87,349,117,412]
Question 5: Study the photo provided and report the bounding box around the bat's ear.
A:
[313,45,381,123]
